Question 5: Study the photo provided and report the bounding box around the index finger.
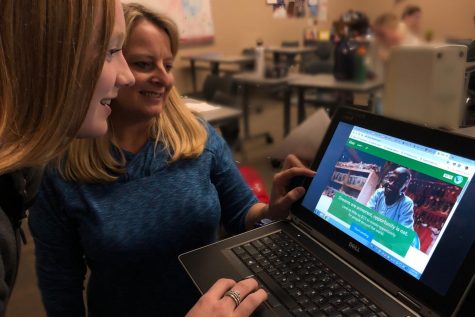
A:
[282,154,307,170]
[275,167,316,185]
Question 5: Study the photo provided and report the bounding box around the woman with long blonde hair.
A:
[29,3,314,316]
[0,0,134,315]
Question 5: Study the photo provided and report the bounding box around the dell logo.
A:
[348,242,360,253]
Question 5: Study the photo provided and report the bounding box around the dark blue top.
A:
[29,125,258,317]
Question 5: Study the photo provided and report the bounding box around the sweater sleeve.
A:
[208,126,259,234]
[0,208,15,317]
[28,174,86,317]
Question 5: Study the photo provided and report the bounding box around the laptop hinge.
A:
[396,292,422,312]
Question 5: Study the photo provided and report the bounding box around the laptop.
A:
[179,107,475,317]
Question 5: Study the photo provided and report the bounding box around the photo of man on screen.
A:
[367,167,414,229]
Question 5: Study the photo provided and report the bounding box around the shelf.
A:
[344,183,363,191]
[335,165,376,174]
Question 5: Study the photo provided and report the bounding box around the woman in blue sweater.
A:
[29,3,314,316]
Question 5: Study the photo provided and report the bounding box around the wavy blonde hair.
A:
[59,3,207,183]
[0,0,115,174]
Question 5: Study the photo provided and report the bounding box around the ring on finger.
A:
[224,289,242,308]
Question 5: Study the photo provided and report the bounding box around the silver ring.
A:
[224,289,242,307]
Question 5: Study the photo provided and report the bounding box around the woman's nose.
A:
[117,53,135,87]
[151,70,172,86]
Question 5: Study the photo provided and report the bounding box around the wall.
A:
[122,0,475,93]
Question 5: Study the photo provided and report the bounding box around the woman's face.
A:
[114,20,175,122]
[77,0,135,138]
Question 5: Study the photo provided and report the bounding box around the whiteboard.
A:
[122,0,215,44]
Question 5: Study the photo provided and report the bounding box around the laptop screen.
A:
[301,121,475,296]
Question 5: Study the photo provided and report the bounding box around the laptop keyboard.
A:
[232,231,389,317]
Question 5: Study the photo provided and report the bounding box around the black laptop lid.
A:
[292,108,475,316]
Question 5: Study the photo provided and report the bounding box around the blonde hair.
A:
[0,0,115,174]
[60,3,207,183]
[373,13,398,30]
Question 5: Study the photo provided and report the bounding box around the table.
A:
[184,98,241,126]
[182,53,255,92]
[233,72,297,142]
[455,126,475,138]
[285,74,384,135]
[266,46,318,57]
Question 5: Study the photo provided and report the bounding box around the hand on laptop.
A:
[185,278,267,317]
[266,154,315,220]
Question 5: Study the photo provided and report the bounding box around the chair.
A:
[300,41,334,75]
[270,108,331,168]
[279,40,300,67]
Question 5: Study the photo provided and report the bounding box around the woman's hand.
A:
[266,154,315,220]
[186,278,267,317]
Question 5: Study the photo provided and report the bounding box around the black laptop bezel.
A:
[291,107,475,316]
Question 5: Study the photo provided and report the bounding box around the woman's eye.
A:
[134,61,150,69]
[165,63,174,72]
[108,48,122,57]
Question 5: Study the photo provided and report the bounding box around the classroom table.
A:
[181,53,255,92]
[184,98,242,126]
[232,72,299,143]
[284,74,384,135]
[266,46,318,57]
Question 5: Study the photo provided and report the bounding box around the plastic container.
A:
[255,39,266,78]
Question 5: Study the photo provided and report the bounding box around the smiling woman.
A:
[0,0,134,315]
[28,3,318,317]
[0,0,130,172]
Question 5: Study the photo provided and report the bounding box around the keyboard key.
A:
[252,240,265,250]
[368,304,379,312]
[249,263,263,273]
[291,306,309,317]
[289,289,304,299]
[255,270,298,310]
[354,305,370,315]
[321,304,336,314]
[243,243,258,255]
[297,296,311,305]
[232,246,245,255]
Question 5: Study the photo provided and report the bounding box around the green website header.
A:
[347,138,467,188]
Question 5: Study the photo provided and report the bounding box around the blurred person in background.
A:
[401,5,422,38]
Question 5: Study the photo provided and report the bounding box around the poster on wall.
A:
[272,0,306,19]
[308,0,318,17]
[317,0,328,22]
[272,0,287,18]
[122,0,215,45]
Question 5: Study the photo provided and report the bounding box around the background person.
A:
[367,167,415,228]
[401,4,422,37]
[29,3,314,316]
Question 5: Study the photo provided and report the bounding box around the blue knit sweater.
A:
[29,125,258,316]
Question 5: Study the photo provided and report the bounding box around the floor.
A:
[6,94,319,317]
